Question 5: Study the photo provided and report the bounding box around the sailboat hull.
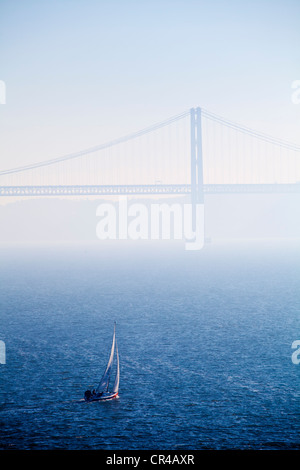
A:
[85,392,119,402]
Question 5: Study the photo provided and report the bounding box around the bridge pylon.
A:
[190,107,204,229]
[190,107,204,204]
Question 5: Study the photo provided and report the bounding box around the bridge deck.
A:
[0,184,299,197]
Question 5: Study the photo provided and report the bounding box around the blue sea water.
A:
[0,240,299,450]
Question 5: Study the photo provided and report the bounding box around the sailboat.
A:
[84,322,119,402]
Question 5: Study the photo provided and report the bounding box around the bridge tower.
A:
[190,107,204,228]
[190,107,204,204]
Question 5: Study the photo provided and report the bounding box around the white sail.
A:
[96,323,116,393]
[112,341,119,394]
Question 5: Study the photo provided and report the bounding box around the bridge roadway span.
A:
[1,184,299,197]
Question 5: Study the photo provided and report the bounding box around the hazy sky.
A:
[0,0,300,171]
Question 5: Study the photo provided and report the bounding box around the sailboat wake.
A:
[83,323,120,402]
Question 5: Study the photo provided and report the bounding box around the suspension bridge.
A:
[1,107,300,203]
